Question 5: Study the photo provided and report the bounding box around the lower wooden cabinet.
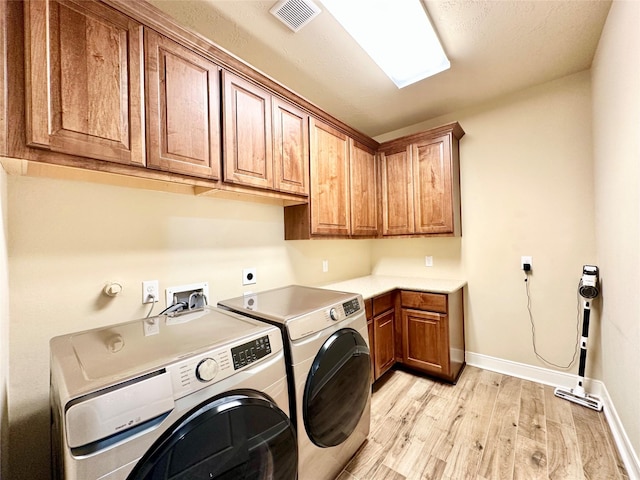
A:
[365,288,465,384]
[400,290,465,383]
[402,309,449,377]
[363,292,395,382]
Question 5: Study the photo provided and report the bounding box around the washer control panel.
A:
[231,335,271,370]
[166,331,280,400]
[342,298,361,316]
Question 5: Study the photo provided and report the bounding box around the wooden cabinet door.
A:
[24,0,144,165]
[145,30,220,178]
[272,97,309,195]
[222,70,272,189]
[413,134,454,234]
[350,140,378,236]
[309,118,350,236]
[374,309,396,379]
[365,298,375,384]
[380,146,414,235]
[402,308,449,377]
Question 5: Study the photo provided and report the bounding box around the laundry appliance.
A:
[50,306,297,480]
[219,285,371,480]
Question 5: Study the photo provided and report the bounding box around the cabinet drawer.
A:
[373,292,394,315]
[364,298,373,320]
[401,291,447,313]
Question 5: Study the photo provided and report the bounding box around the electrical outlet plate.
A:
[322,260,329,273]
[242,268,257,286]
[165,282,209,308]
[425,256,433,267]
[521,256,532,269]
[142,280,159,304]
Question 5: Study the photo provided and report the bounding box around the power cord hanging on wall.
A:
[145,293,157,318]
[524,270,581,369]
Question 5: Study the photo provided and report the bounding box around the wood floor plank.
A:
[370,464,407,480]
[441,380,500,479]
[513,434,548,480]
[406,450,446,480]
[571,402,621,479]
[382,399,428,477]
[477,375,522,479]
[546,419,585,480]
[518,380,547,443]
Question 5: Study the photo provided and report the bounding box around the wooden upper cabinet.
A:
[222,70,273,190]
[380,145,414,235]
[350,140,378,236]
[272,97,309,196]
[379,122,464,237]
[144,29,220,179]
[309,117,350,236]
[413,135,454,234]
[24,0,144,165]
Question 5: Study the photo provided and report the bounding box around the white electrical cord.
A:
[524,271,581,369]
[145,294,157,318]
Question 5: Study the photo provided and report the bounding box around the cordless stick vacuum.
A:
[554,265,603,411]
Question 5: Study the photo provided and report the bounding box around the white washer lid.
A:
[51,307,276,382]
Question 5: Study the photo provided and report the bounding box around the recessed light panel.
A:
[321,0,450,88]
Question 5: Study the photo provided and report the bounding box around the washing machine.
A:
[50,306,297,480]
[218,286,371,480]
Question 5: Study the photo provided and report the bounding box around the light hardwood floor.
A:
[338,366,628,480]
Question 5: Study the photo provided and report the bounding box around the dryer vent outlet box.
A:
[270,0,321,32]
[165,282,209,310]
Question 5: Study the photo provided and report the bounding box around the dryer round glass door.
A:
[127,390,297,480]
[303,328,371,448]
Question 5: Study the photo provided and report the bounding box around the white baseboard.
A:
[466,351,640,480]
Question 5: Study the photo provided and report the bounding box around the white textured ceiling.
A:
[149,0,612,138]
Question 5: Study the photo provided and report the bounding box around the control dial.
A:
[329,308,339,321]
[196,358,219,382]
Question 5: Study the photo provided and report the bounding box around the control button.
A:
[196,358,218,382]
[329,308,339,321]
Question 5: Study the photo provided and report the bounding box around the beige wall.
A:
[592,0,640,457]
[6,175,371,479]
[374,71,599,374]
[1,166,9,480]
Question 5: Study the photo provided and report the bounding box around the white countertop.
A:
[319,275,466,299]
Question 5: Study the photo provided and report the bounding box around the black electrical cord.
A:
[158,301,188,316]
[524,272,581,369]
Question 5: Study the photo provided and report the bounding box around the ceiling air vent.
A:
[270,0,321,32]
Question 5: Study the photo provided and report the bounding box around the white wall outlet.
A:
[243,268,257,286]
[425,256,434,267]
[322,260,329,273]
[521,256,533,270]
[142,280,159,304]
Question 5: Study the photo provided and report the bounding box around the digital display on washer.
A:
[342,298,361,316]
[231,335,271,370]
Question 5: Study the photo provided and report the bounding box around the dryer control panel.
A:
[286,295,365,341]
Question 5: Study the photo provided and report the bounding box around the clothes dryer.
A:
[219,286,371,480]
[50,306,297,480]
